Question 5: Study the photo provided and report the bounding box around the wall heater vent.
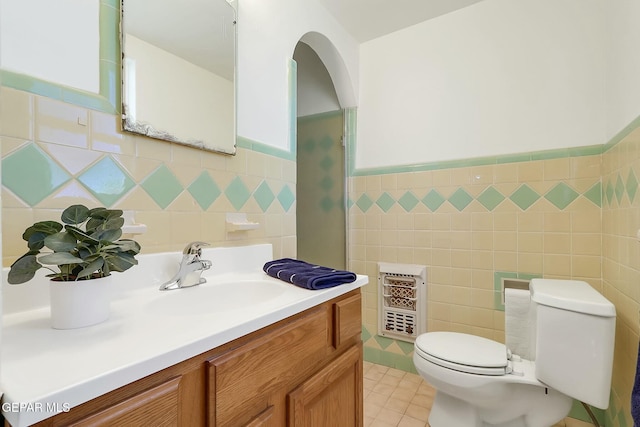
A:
[378,262,427,343]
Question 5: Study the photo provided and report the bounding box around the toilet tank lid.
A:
[530,279,615,317]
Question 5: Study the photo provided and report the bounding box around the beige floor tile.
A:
[362,362,584,427]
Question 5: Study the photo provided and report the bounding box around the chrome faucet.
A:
[159,241,212,291]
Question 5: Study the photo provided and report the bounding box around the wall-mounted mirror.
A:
[121,0,236,155]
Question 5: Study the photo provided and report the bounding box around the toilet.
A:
[413,279,616,427]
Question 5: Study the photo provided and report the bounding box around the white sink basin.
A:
[146,278,290,316]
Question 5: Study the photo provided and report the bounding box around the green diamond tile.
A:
[448,188,474,211]
[141,164,183,209]
[477,186,505,211]
[605,181,614,206]
[583,182,602,207]
[376,192,395,212]
[361,325,372,342]
[188,171,221,210]
[627,170,638,203]
[347,197,354,209]
[320,195,334,212]
[398,191,419,212]
[2,143,70,206]
[319,135,333,151]
[253,181,275,212]
[225,176,251,210]
[422,189,446,211]
[301,137,316,153]
[544,182,579,210]
[374,335,394,350]
[277,185,295,212]
[396,340,415,355]
[319,175,334,191]
[510,184,540,211]
[79,156,135,207]
[356,194,374,212]
[615,175,625,204]
[319,155,334,171]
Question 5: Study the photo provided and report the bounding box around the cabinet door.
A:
[208,307,331,427]
[287,344,363,427]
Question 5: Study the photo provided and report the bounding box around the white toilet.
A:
[413,279,616,427]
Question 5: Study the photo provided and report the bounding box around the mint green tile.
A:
[448,188,473,211]
[78,156,135,207]
[347,197,354,209]
[374,335,394,349]
[141,165,183,208]
[396,340,415,356]
[398,191,419,212]
[356,194,374,212]
[544,182,579,210]
[253,181,275,212]
[376,192,395,212]
[225,176,251,210]
[615,174,625,204]
[627,170,638,203]
[605,181,614,206]
[319,175,334,191]
[584,182,602,207]
[2,143,71,206]
[510,184,540,211]
[320,196,335,212]
[363,347,382,365]
[422,189,446,211]
[361,325,372,342]
[188,172,221,210]
[493,271,518,311]
[477,186,505,211]
[319,155,334,171]
[301,137,316,153]
[277,185,295,212]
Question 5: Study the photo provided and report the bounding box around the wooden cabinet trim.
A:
[69,376,181,427]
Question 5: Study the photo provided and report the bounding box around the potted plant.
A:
[8,204,141,329]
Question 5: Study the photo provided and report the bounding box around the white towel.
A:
[505,288,535,360]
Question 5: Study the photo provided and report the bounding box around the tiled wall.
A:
[348,151,606,421]
[602,124,640,427]
[0,87,297,265]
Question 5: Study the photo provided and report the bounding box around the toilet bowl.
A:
[413,332,572,427]
[413,279,616,427]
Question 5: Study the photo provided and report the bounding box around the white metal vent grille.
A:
[378,263,427,343]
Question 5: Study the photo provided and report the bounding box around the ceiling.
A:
[316,0,485,42]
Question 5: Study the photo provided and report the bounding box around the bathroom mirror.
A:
[121,0,236,154]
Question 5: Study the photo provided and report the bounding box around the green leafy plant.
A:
[8,204,141,284]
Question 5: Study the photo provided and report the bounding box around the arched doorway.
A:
[293,33,355,270]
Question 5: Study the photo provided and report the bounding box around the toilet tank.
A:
[531,279,615,409]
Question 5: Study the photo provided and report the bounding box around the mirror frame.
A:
[119,0,237,155]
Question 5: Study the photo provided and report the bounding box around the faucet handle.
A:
[183,241,210,257]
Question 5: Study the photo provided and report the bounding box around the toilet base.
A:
[428,388,573,427]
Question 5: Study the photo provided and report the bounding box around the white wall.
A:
[236,0,358,150]
[356,0,607,169]
[605,0,640,139]
[0,0,100,94]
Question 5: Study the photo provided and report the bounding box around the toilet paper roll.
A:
[505,288,534,360]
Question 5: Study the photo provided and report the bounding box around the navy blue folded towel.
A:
[632,341,640,426]
[263,258,357,290]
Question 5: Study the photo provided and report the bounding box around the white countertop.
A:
[0,244,367,427]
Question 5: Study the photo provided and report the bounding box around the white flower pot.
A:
[49,275,113,329]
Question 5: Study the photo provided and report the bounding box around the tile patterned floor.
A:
[363,362,595,427]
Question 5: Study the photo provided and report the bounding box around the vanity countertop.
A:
[0,244,367,427]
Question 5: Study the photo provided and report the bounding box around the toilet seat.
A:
[415,332,511,376]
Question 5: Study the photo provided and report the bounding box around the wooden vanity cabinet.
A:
[25,289,362,427]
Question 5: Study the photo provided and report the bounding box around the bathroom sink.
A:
[146,278,290,316]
